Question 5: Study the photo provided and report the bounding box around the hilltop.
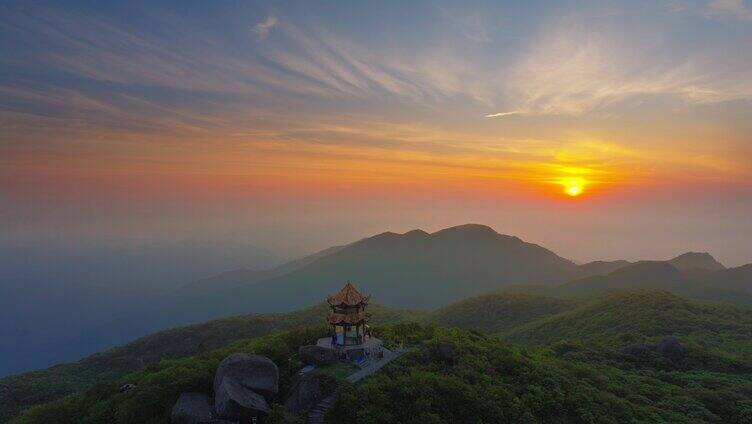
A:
[506,291,752,366]
[428,292,575,335]
[13,315,752,423]
[0,303,421,423]
[669,251,726,273]
[8,287,752,422]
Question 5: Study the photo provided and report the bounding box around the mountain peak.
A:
[669,252,725,273]
[404,229,429,237]
[432,223,499,235]
[362,225,506,244]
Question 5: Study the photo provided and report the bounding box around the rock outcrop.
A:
[214,377,270,422]
[171,392,214,424]
[299,345,338,366]
[620,336,685,362]
[119,383,137,393]
[656,336,685,361]
[213,353,279,398]
[284,373,323,414]
[620,344,653,357]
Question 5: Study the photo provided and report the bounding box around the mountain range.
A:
[73,224,752,364]
[88,224,587,345]
[3,221,752,421]
[4,223,752,385]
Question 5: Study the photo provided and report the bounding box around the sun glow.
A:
[564,180,584,197]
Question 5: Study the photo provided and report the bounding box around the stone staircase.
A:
[306,394,337,424]
[306,348,405,423]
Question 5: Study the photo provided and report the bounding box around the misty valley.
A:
[2,225,752,423]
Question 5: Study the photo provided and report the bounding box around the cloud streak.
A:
[253,16,277,40]
[1,1,751,203]
[708,0,752,20]
[494,20,752,117]
[485,110,524,118]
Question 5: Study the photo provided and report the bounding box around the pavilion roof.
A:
[327,310,369,325]
[327,281,370,306]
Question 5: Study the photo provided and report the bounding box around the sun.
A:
[564,180,584,197]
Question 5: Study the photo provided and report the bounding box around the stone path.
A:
[345,348,404,383]
[307,349,405,424]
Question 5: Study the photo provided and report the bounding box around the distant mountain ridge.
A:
[156,224,578,318]
[693,264,752,294]
[556,259,752,305]
[572,260,632,279]
[88,224,581,345]
[85,226,752,356]
[170,245,346,301]
[560,261,687,296]
[570,251,728,281]
[669,251,726,273]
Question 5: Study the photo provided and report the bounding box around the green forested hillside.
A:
[505,291,752,369]
[16,321,752,424]
[6,290,752,423]
[331,324,752,424]
[0,304,421,423]
[428,292,575,335]
[11,328,327,424]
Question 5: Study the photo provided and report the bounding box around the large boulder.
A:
[656,336,685,361]
[299,345,338,366]
[171,392,214,424]
[214,353,279,398]
[620,343,654,358]
[215,377,270,422]
[284,373,323,414]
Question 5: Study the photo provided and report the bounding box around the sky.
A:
[1,0,752,265]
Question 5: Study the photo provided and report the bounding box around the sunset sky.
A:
[2,0,752,265]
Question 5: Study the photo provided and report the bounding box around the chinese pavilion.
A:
[327,281,370,347]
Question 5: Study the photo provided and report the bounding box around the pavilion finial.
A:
[327,280,370,306]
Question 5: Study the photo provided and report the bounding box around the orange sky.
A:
[2,1,752,264]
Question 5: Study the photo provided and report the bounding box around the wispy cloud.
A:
[496,21,752,116]
[441,9,493,43]
[1,1,751,192]
[255,20,468,101]
[485,110,524,118]
[252,16,277,40]
[708,0,752,20]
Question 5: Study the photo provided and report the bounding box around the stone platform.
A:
[316,336,385,361]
